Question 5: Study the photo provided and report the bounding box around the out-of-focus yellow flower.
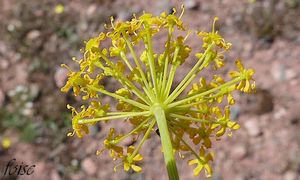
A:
[54,4,64,14]
[1,137,11,149]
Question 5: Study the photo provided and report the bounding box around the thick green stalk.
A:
[152,104,179,180]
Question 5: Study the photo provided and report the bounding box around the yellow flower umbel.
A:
[61,6,255,180]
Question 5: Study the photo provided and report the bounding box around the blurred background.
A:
[0,0,299,179]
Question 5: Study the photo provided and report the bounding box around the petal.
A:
[131,164,142,172]
[127,146,135,154]
[193,164,203,176]
[204,138,212,148]
[227,94,235,105]
[206,152,214,161]
[225,106,231,119]
[227,121,240,130]
[112,145,123,154]
[204,164,213,177]
[86,37,99,51]
[244,80,251,92]
[188,159,198,165]
[236,80,245,90]
[133,154,143,161]
[61,82,71,92]
[235,60,244,71]
[75,130,83,138]
[81,124,89,134]
[192,136,201,145]
[211,123,219,130]
[124,163,130,171]
[229,71,240,78]
[216,127,226,137]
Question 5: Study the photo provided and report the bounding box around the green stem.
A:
[152,104,179,180]
[164,47,180,98]
[168,77,241,108]
[169,127,203,164]
[164,44,214,104]
[78,111,150,124]
[175,99,206,109]
[169,113,214,123]
[161,56,169,99]
[114,117,151,144]
[145,24,158,96]
[120,51,133,71]
[131,119,156,157]
[122,33,156,100]
[118,51,154,103]
[89,86,149,110]
[161,27,172,99]
[93,59,151,105]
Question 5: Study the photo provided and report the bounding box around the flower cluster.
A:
[61,6,255,179]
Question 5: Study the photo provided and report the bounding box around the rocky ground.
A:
[0,0,299,180]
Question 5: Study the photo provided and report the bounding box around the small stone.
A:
[85,141,99,154]
[271,61,285,82]
[288,106,300,125]
[71,172,85,180]
[232,145,247,160]
[184,0,199,10]
[201,3,212,12]
[234,174,247,180]
[86,4,97,17]
[50,170,61,180]
[54,67,68,88]
[81,158,97,176]
[32,162,49,179]
[22,107,33,116]
[29,84,40,100]
[0,59,9,69]
[26,30,41,40]
[155,0,172,15]
[0,42,7,54]
[71,159,79,167]
[48,145,65,159]
[244,119,262,137]
[242,88,273,115]
[272,62,298,82]
[89,126,98,136]
[212,174,221,180]
[117,10,132,21]
[274,108,287,120]
[284,171,297,180]
[11,52,21,63]
[117,7,141,21]
[7,24,15,32]
[285,69,297,80]
[44,34,58,53]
